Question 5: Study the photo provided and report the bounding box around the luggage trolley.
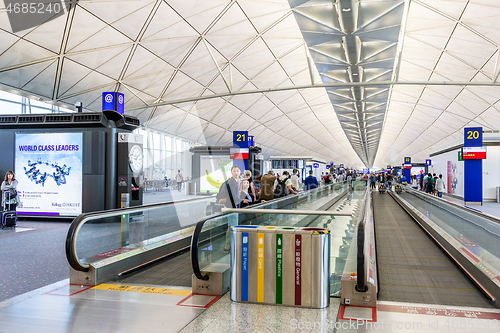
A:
[1,191,17,229]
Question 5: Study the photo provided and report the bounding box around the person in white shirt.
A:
[290,169,300,191]
[175,170,183,192]
[436,174,445,198]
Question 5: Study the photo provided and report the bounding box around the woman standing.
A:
[411,175,418,189]
[244,170,256,202]
[1,171,18,210]
[239,179,253,208]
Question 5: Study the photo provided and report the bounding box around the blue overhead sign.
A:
[102,92,125,114]
[117,93,124,114]
[313,163,319,168]
[426,159,431,166]
[102,92,115,111]
[248,135,254,147]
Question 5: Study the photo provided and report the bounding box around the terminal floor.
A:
[0,220,70,302]
[372,191,493,308]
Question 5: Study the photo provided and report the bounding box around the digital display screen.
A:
[200,155,232,193]
[15,133,83,216]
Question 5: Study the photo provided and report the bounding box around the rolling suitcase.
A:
[2,191,17,229]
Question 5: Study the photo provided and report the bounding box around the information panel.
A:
[200,155,232,193]
[15,133,83,216]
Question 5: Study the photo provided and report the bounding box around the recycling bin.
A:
[230,226,330,308]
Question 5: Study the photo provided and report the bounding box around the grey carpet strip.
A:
[116,251,193,287]
[372,192,494,308]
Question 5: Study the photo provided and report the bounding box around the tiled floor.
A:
[180,294,342,333]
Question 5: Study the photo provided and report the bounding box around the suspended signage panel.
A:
[462,147,486,160]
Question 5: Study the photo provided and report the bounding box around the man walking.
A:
[175,170,183,192]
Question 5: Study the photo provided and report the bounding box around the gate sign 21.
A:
[233,131,249,148]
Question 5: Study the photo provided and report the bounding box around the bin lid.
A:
[301,227,330,234]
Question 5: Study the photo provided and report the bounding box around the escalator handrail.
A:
[191,213,224,281]
[66,195,216,272]
[190,181,349,281]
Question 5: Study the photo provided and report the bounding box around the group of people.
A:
[368,171,446,198]
[369,172,394,189]
[414,173,445,198]
[216,167,329,208]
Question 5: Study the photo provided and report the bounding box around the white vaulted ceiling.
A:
[0,0,362,167]
[375,0,500,167]
[1,0,500,168]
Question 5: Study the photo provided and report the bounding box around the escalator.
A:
[372,191,495,308]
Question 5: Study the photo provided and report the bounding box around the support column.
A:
[464,127,483,206]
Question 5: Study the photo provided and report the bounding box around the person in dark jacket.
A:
[217,165,249,208]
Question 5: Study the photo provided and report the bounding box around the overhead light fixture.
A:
[342,8,351,12]
[353,73,358,76]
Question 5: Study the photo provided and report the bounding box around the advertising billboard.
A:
[15,133,83,216]
[200,155,232,193]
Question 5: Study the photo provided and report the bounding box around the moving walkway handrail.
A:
[66,195,216,272]
[356,188,370,292]
[190,181,350,281]
[404,186,500,226]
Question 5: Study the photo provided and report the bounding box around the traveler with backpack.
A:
[304,170,319,190]
[273,171,297,198]
[425,173,433,194]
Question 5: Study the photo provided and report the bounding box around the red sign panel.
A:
[462,147,486,159]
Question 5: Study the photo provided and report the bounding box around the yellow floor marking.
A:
[380,283,475,291]
[93,284,191,296]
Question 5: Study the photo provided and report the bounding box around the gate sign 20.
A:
[464,127,482,147]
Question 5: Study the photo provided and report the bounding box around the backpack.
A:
[274,177,288,198]
[427,177,433,190]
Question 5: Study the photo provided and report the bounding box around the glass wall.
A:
[0,90,76,114]
[0,89,195,182]
[135,129,194,182]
